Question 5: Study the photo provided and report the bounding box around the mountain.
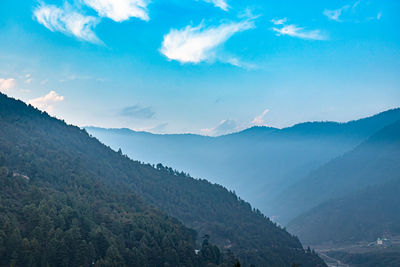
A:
[0,164,214,267]
[0,98,239,266]
[85,108,400,221]
[276,119,400,225]
[0,93,325,266]
[285,120,400,245]
[288,177,400,245]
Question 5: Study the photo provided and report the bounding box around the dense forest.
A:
[0,165,237,266]
[0,92,326,266]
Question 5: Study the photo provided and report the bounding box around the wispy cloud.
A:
[202,0,229,11]
[24,74,32,84]
[251,109,269,126]
[120,105,155,119]
[0,78,16,93]
[34,2,101,43]
[28,91,64,114]
[201,119,238,136]
[324,1,382,23]
[272,21,327,41]
[149,122,168,133]
[161,19,254,64]
[323,5,349,22]
[271,18,287,25]
[83,0,149,22]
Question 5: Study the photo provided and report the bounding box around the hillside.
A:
[0,166,226,266]
[288,177,400,245]
[0,97,241,266]
[86,108,400,220]
[0,93,326,266]
[275,120,400,225]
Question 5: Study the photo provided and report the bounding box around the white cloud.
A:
[34,3,101,43]
[323,5,349,22]
[272,24,327,40]
[28,91,65,114]
[0,78,16,92]
[324,1,382,23]
[202,0,229,11]
[201,119,238,136]
[83,0,149,22]
[251,109,269,126]
[161,20,254,64]
[25,78,33,84]
[271,18,287,25]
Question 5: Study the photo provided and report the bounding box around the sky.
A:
[1,0,399,135]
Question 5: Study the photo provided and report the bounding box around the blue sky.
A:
[1,0,399,135]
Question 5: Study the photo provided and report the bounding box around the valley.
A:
[314,235,400,267]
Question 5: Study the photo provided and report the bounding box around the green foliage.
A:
[0,93,325,267]
[0,165,207,266]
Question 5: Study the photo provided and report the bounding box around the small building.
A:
[377,237,391,246]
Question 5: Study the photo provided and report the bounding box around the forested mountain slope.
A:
[288,176,400,245]
[0,93,325,266]
[278,120,400,227]
[86,108,400,219]
[0,97,239,266]
[0,166,223,266]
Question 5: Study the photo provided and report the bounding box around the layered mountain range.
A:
[86,107,400,226]
[0,93,325,266]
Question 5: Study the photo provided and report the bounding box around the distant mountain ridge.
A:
[276,119,400,224]
[86,107,400,223]
[88,107,400,138]
[286,120,400,245]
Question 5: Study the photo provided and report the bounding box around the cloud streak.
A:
[83,0,150,22]
[201,119,238,136]
[323,5,349,22]
[271,18,287,25]
[251,109,269,126]
[202,0,229,11]
[324,1,382,23]
[272,20,327,40]
[161,20,254,64]
[34,3,100,43]
[120,105,155,119]
[28,91,64,114]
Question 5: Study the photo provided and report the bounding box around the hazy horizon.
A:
[1,0,400,136]
[84,106,400,136]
